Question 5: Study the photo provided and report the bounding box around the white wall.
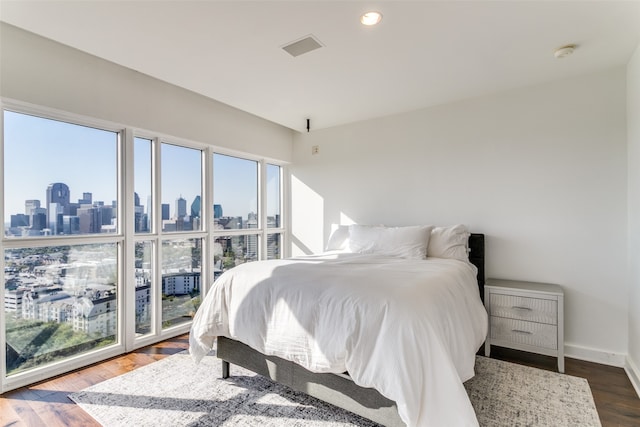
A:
[291,68,628,364]
[627,42,640,393]
[0,23,293,162]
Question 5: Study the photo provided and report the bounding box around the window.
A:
[134,241,153,335]
[267,233,282,260]
[134,137,152,234]
[161,238,202,329]
[1,104,286,393]
[4,243,118,375]
[213,154,260,272]
[213,154,258,231]
[2,109,121,382]
[161,143,202,232]
[267,164,281,229]
[266,164,283,259]
[212,155,284,274]
[4,111,118,238]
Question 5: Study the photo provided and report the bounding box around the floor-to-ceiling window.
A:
[1,103,286,393]
[266,163,283,260]
[2,109,123,389]
[212,154,285,281]
[159,143,203,330]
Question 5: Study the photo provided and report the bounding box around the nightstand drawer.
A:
[490,293,557,324]
[490,316,558,350]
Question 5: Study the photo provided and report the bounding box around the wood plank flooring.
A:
[1,335,639,426]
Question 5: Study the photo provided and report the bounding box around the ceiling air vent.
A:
[282,35,323,57]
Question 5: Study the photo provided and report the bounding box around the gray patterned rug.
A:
[69,351,601,426]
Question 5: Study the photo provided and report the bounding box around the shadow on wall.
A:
[290,234,314,256]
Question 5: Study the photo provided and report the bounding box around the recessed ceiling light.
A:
[554,44,576,59]
[360,11,382,26]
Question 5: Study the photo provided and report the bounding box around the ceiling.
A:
[1,1,639,132]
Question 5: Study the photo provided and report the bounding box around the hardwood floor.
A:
[1,335,639,426]
[1,335,190,427]
[489,346,640,427]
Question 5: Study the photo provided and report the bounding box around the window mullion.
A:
[123,128,136,351]
[282,165,290,258]
[205,147,215,295]
[259,160,267,260]
[153,137,162,337]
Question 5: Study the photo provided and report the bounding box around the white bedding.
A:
[189,253,488,427]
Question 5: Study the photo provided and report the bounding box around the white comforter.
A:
[189,253,488,427]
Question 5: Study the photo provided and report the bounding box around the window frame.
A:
[211,150,287,276]
[1,98,288,393]
[1,100,127,392]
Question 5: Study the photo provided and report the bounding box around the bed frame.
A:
[217,233,485,427]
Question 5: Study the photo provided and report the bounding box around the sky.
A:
[3,111,117,219]
[3,110,280,223]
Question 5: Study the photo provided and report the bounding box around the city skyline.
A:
[3,110,281,226]
[4,179,280,234]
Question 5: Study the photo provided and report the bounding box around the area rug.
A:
[69,351,601,427]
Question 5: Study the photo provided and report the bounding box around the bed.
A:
[190,226,487,427]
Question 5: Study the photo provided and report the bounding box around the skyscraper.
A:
[24,200,40,215]
[175,196,187,219]
[191,196,201,218]
[25,200,43,232]
[78,192,92,205]
[46,183,70,213]
[46,183,70,234]
[77,206,102,233]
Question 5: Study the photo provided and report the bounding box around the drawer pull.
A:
[512,306,532,311]
[511,329,533,335]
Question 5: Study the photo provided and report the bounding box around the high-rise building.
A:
[10,214,29,227]
[62,215,80,234]
[135,205,147,233]
[25,200,45,232]
[246,213,258,259]
[100,206,114,225]
[146,195,153,231]
[191,196,201,218]
[175,196,187,219]
[48,202,63,234]
[46,183,70,234]
[214,204,223,218]
[267,233,280,259]
[25,200,40,215]
[31,213,47,231]
[77,206,102,233]
[46,182,70,215]
[78,192,92,205]
[162,204,170,220]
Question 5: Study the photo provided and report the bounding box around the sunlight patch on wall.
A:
[339,212,356,225]
[291,175,324,256]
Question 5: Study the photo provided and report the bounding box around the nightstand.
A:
[484,278,564,373]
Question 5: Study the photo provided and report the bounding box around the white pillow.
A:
[348,225,433,259]
[325,224,350,251]
[427,224,470,261]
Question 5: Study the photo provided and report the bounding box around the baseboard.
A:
[564,343,626,367]
[625,356,640,399]
[565,344,640,398]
